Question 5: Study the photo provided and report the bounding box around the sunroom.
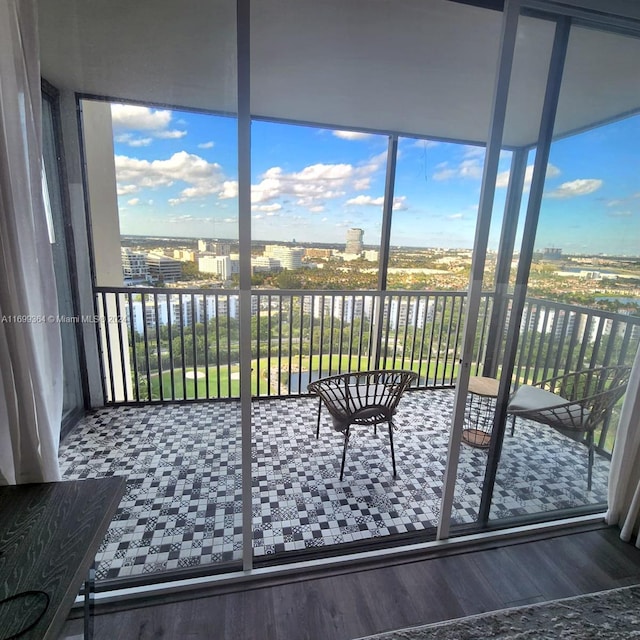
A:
[2,0,640,601]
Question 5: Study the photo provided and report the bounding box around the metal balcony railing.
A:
[511,296,640,386]
[95,288,485,402]
[94,286,639,452]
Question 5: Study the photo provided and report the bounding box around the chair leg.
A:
[316,399,322,439]
[510,415,516,437]
[587,431,594,492]
[388,421,396,478]
[340,427,350,481]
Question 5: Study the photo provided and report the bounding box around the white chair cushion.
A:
[508,385,570,412]
[508,385,589,429]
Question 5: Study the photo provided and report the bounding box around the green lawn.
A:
[145,354,458,400]
[149,362,265,400]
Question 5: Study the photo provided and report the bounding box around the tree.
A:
[181,260,201,280]
[277,270,303,289]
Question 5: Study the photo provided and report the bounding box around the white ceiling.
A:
[37,0,640,147]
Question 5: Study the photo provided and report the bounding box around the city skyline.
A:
[110,102,640,256]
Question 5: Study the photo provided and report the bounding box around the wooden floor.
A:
[60,525,640,640]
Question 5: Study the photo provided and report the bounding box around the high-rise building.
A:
[345,228,364,255]
[121,248,149,284]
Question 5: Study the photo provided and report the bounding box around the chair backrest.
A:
[308,370,417,424]
[539,365,632,431]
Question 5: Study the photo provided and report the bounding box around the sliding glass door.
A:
[42,86,85,431]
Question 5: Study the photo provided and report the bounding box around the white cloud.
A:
[495,169,510,189]
[117,184,138,196]
[346,194,407,211]
[412,139,439,149]
[346,195,384,206]
[333,131,373,141]
[114,133,153,147]
[496,163,561,188]
[115,151,227,204]
[605,192,640,208]
[127,198,140,206]
[392,196,408,211]
[250,155,384,211]
[154,129,187,139]
[433,158,483,181]
[198,141,215,149]
[111,104,187,142]
[252,203,282,213]
[168,215,197,223]
[463,145,485,159]
[547,178,603,199]
[111,104,172,130]
[219,180,238,200]
[448,213,464,220]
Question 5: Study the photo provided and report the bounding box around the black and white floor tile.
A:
[58,390,608,581]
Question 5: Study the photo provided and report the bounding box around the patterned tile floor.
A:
[58,390,609,581]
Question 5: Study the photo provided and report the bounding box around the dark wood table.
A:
[0,477,125,640]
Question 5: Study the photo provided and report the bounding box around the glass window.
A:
[250,120,388,290]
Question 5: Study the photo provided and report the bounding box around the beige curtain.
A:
[0,0,63,484]
[605,343,640,547]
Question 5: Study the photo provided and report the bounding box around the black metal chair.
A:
[507,365,631,490]
[307,369,417,480]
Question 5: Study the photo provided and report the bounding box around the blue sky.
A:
[111,103,640,255]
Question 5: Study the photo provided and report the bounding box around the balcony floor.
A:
[59,390,609,582]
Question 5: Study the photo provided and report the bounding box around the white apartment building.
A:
[515,303,626,344]
[127,293,247,334]
[386,297,435,331]
[304,294,375,322]
[363,250,379,262]
[252,256,281,273]
[121,248,149,284]
[264,245,304,270]
[198,254,236,280]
